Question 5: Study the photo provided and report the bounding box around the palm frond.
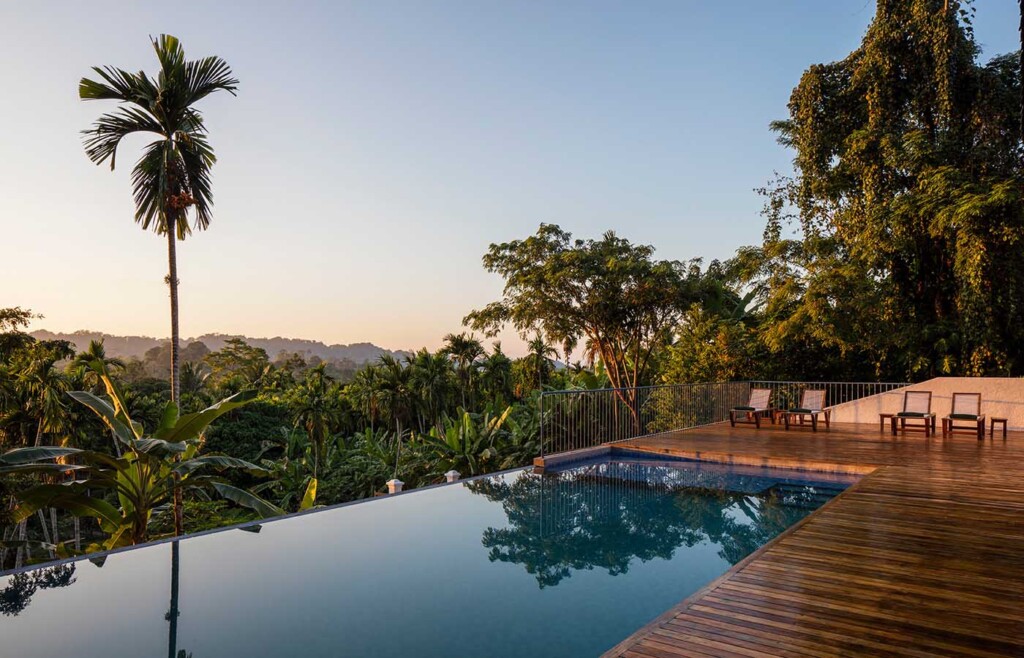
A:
[82,34,236,237]
[176,131,216,229]
[185,55,239,104]
[78,66,150,103]
[81,107,164,169]
[130,140,173,233]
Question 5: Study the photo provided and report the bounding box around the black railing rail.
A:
[748,381,910,411]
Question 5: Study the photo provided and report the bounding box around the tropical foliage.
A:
[0,315,565,570]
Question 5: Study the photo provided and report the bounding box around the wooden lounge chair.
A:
[730,388,775,428]
[782,389,829,432]
[942,392,985,439]
[891,390,936,437]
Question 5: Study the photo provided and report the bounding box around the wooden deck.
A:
[601,422,1024,658]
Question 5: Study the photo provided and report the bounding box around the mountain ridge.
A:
[29,329,411,365]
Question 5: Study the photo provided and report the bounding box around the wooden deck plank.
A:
[601,422,1024,657]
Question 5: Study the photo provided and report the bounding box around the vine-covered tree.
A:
[744,0,1024,378]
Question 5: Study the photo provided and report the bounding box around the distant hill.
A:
[29,329,410,365]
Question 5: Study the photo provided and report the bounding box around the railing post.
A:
[538,392,545,458]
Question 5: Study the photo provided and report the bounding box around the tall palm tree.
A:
[440,333,485,408]
[79,35,238,403]
[16,342,75,448]
[479,342,514,407]
[178,361,210,397]
[527,334,558,391]
[374,356,416,477]
[6,340,74,565]
[407,349,453,432]
[68,339,125,394]
[290,364,342,477]
[349,365,382,432]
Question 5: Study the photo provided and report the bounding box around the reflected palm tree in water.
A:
[166,541,193,658]
[0,563,76,616]
[466,462,813,587]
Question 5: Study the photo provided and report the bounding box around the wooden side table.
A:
[990,417,1008,439]
[879,413,894,433]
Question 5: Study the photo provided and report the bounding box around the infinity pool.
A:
[0,455,856,657]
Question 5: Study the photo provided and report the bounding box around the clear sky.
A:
[1,1,1019,356]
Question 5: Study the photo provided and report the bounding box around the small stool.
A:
[879,413,894,433]
[990,417,1008,439]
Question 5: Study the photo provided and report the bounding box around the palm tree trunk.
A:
[167,228,185,537]
[36,510,54,558]
[14,519,27,569]
[167,228,181,403]
[32,419,61,552]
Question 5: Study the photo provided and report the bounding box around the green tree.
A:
[478,342,514,407]
[661,306,758,384]
[204,339,270,393]
[79,35,238,403]
[348,365,383,432]
[525,334,557,391]
[440,333,484,408]
[466,225,716,419]
[750,1,1024,378]
[68,340,125,394]
[375,356,415,441]
[14,341,75,448]
[289,364,343,478]
[178,361,210,398]
[407,349,454,432]
[0,308,36,361]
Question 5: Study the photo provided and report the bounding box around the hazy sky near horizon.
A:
[1,1,1019,357]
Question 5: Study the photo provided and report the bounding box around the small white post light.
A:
[445,470,461,483]
[386,479,404,494]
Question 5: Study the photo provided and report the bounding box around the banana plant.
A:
[0,362,283,554]
[495,405,543,470]
[252,429,323,512]
[417,406,512,479]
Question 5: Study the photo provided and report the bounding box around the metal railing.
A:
[538,380,911,458]
[539,382,751,457]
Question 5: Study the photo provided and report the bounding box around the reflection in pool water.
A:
[468,459,846,587]
[0,562,76,616]
[0,456,854,658]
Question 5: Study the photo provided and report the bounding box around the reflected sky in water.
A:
[0,457,855,658]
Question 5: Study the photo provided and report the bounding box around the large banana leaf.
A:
[13,484,122,528]
[134,437,189,456]
[155,400,179,436]
[0,446,126,475]
[0,446,84,464]
[68,390,138,447]
[0,463,90,476]
[173,455,270,478]
[211,482,285,518]
[157,389,257,443]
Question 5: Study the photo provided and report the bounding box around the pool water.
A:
[0,455,856,658]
